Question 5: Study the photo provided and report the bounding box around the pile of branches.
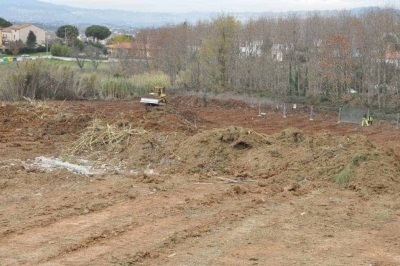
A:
[71,119,147,154]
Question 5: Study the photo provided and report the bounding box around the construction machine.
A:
[140,86,167,105]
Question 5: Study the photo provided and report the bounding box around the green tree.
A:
[85,25,111,42]
[26,30,37,47]
[50,43,72,56]
[198,15,241,92]
[72,39,84,52]
[56,25,79,42]
[107,34,133,45]
[0,17,12,28]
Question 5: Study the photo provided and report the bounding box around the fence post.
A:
[283,103,287,118]
[310,105,314,121]
[338,107,341,123]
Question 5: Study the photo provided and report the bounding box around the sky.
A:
[40,0,398,13]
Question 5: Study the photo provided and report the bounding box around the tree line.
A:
[117,8,400,109]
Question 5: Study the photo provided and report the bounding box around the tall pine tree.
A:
[26,31,37,48]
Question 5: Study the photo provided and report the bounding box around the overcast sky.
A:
[40,0,398,13]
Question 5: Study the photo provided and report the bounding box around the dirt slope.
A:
[0,97,399,265]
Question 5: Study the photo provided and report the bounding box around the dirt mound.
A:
[140,106,198,133]
[0,102,93,142]
[171,95,248,109]
[61,118,400,196]
[176,126,271,174]
[171,127,400,195]
[4,100,397,196]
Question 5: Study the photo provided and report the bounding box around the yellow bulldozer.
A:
[140,86,167,105]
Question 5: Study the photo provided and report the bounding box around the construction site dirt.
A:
[0,96,399,266]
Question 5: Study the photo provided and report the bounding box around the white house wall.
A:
[2,31,13,42]
[19,25,46,45]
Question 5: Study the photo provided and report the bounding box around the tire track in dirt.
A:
[41,183,258,265]
[0,180,237,265]
[101,186,270,265]
[161,191,400,266]
[0,177,143,239]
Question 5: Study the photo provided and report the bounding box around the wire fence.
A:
[338,107,366,125]
[272,104,399,128]
[171,89,400,129]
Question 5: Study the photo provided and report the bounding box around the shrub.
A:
[50,44,71,57]
[50,43,62,56]
[97,72,170,99]
[35,45,48,53]
[19,46,36,54]
[88,42,107,55]
[0,59,77,100]
[76,73,98,98]
[0,60,171,101]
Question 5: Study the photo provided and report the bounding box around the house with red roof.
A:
[106,42,155,59]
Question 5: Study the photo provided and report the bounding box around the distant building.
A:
[271,43,294,62]
[384,43,400,68]
[240,41,263,57]
[77,34,88,43]
[106,42,153,58]
[2,24,46,45]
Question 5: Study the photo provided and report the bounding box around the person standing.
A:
[361,114,369,126]
[368,114,373,126]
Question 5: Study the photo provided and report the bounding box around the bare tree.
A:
[8,41,24,55]
[85,45,103,70]
[70,47,85,70]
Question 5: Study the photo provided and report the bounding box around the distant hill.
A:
[0,0,393,30]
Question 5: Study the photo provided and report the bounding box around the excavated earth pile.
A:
[0,96,399,266]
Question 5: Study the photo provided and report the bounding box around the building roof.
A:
[386,50,400,59]
[2,23,33,33]
[106,42,152,50]
[106,42,135,49]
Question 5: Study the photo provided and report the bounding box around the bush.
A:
[0,60,171,101]
[61,45,72,57]
[35,45,48,53]
[88,42,107,55]
[97,72,170,99]
[18,46,36,54]
[50,43,62,56]
[76,73,98,98]
[0,59,77,100]
[50,43,71,57]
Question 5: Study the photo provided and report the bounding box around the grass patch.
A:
[334,154,368,186]
[27,52,49,57]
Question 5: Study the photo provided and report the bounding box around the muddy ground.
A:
[0,96,399,266]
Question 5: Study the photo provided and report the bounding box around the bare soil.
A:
[0,96,399,266]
